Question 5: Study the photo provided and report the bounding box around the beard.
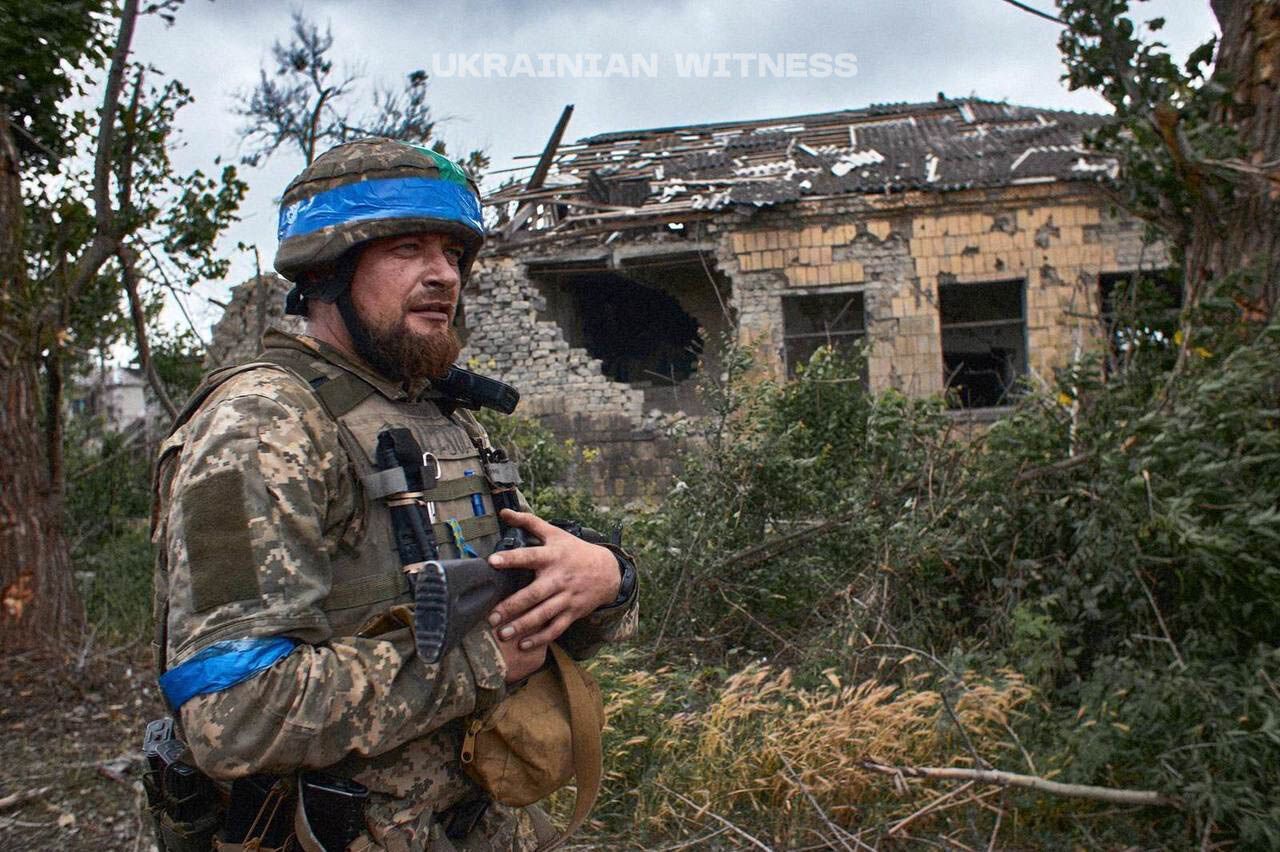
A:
[337,292,461,384]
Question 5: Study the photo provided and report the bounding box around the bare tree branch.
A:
[59,0,141,315]
[90,0,139,237]
[861,760,1182,808]
[997,0,1068,26]
[118,244,177,420]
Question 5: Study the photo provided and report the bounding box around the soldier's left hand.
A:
[486,509,622,649]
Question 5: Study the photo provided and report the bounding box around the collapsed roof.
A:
[486,97,1116,245]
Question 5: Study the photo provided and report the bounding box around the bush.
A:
[603,306,1280,847]
[64,419,157,642]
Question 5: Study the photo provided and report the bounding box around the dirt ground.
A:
[0,644,164,851]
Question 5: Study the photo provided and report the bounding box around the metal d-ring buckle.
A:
[422,452,441,479]
[421,453,441,522]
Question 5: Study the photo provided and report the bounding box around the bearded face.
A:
[338,232,467,383]
[340,293,462,383]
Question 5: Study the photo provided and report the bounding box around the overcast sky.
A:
[129,0,1219,335]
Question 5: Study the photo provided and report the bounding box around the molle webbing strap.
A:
[428,476,487,502]
[255,349,378,419]
[323,572,412,612]
[432,514,499,546]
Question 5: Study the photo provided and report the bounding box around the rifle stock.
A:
[415,558,533,662]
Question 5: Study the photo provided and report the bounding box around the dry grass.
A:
[578,654,1033,848]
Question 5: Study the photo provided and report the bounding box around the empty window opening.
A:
[532,256,732,414]
[940,279,1026,409]
[782,292,866,376]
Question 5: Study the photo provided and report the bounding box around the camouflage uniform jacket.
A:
[152,328,639,851]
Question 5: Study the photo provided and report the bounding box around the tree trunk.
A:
[1198,0,1280,316]
[0,114,82,650]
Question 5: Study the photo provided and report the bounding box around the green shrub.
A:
[608,308,1280,847]
[64,419,157,642]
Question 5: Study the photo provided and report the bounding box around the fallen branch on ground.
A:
[0,787,51,811]
[861,760,1181,808]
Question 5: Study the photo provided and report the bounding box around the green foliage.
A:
[473,409,572,495]
[13,3,246,403]
[63,418,155,641]
[149,325,205,401]
[607,294,1280,846]
[632,345,955,658]
[1056,0,1237,255]
[0,0,112,164]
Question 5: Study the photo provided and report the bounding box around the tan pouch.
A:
[459,643,604,851]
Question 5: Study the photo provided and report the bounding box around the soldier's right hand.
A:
[496,632,546,683]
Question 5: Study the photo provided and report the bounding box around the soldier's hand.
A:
[497,632,547,683]
[486,509,622,650]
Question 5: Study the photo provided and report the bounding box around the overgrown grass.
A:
[569,650,1033,848]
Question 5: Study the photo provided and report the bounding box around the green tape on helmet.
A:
[396,142,473,189]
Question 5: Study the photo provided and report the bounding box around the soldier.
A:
[152,138,638,850]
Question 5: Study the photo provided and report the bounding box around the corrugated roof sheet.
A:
[489,97,1116,239]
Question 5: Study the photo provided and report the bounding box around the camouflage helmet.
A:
[274,137,486,314]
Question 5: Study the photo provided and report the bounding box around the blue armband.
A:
[158,637,298,709]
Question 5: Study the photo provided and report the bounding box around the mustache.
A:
[406,298,455,312]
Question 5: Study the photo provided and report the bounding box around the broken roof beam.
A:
[502,104,574,240]
[526,104,575,192]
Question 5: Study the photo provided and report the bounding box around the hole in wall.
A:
[531,254,733,415]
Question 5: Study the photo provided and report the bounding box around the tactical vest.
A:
[154,343,513,670]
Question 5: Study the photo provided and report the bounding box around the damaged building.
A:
[462,97,1168,503]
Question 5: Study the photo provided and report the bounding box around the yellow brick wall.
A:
[727,195,1156,400]
[905,201,1116,399]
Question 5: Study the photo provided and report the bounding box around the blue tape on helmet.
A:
[278,176,484,243]
[158,637,298,709]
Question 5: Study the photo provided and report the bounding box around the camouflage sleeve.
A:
[163,370,506,779]
[162,369,347,657]
[180,621,505,779]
